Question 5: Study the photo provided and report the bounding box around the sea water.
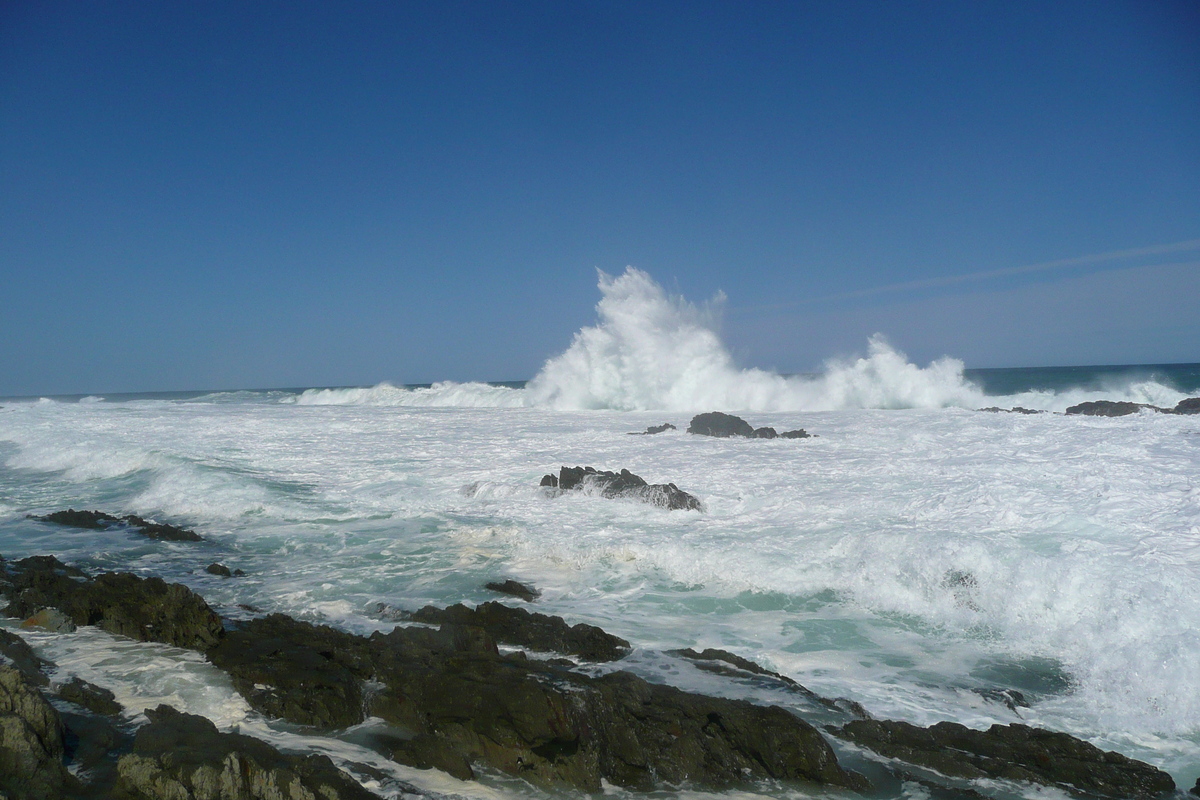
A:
[1,268,1199,798]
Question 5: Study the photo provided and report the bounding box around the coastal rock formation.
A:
[979,406,1044,414]
[207,614,370,731]
[406,601,629,661]
[0,555,224,649]
[0,663,73,800]
[30,509,203,542]
[688,412,809,439]
[485,579,541,602]
[205,562,244,578]
[57,677,122,717]
[113,704,382,800]
[688,411,755,437]
[0,629,51,686]
[1065,397,1200,416]
[541,466,702,511]
[1065,400,1156,416]
[207,612,866,792]
[1174,397,1200,414]
[834,719,1174,798]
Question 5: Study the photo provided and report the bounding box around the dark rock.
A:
[113,704,382,799]
[978,407,1044,414]
[0,629,51,686]
[780,428,811,438]
[834,719,1174,798]
[539,473,558,487]
[629,423,676,435]
[0,556,224,650]
[550,466,702,511]
[0,663,73,800]
[1064,400,1160,417]
[30,509,203,542]
[380,732,475,781]
[204,562,232,578]
[752,427,777,439]
[485,579,540,602]
[670,648,869,718]
[407,601,629,661]
[57,677,122,717]
[366,625,868,792]
[1175,397,1200,415]
[206,614,373,730]
[971,687,1029,713]
[687,412,755,437]
[207,609,864,792]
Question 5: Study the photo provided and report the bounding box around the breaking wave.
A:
[290,381,525,408]
[526,267,985,411]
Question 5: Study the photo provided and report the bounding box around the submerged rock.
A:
[114,704,382,800]
[0,555,224,650]
[485,579,541,602]
[978,406,1044,414]
[31,509,203,542]
[545,466,702,511]
[407,601,629,661]
[0,663,73,800]
[629,423,676,435]
[833,719,1173,798]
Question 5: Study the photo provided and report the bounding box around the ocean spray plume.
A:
[526,267,987,411]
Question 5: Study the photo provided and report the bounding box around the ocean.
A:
[2,268,1198,798]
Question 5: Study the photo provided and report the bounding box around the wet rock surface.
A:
[57,677,122,717]
[979,406,1044,414]
[485,579,540,602]
[0,555,224,650]
[112,704,382,800]
[688,411,755,437]
[407,601,629,661]
[1173,397,1200,414]
[542,465,702,511]
[1065,400,1158,416]
[0,628,51,686]
[0,662,74,800]
[688,412,809,439]
[207,613,371,730]
[629,422,676,435]
[834,719,1174,798]
[30,509,203,541]
[206,610,866,792]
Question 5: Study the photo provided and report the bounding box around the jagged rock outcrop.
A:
[406,601,629,661]
[0,663,73,800]
[1173,397,1200,414]
[113,705,382,800]
[979,406,1044,414]
[206,614,370,731]
[834,719,1174,798]
[30,509,203,541]
[541,466,702,511]
[0,555,224,649]
[485,579,540,602]
[207,613,867,792]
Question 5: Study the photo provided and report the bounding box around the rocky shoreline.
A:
[0,548,1183,800]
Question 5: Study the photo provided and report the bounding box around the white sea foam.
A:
[291,380,525,408]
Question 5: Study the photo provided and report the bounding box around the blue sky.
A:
[1,1,1197,395]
